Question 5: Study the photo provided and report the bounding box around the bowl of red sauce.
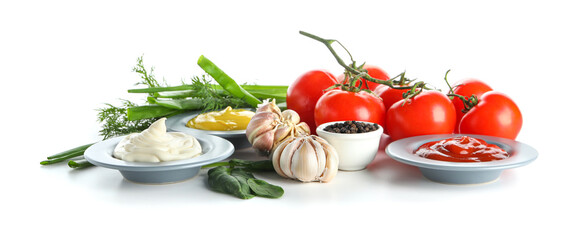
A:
[386,134,538,184]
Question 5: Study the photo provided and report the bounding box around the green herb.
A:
[67,159,94,169]
[208,166,255,199]
[98,100,160,139]
[146,96,205,110]
[247,178,284,199]
[40,143,94,165]
[202,158,274,172]
[126,105,184,122]
[133,55,165,89]
[206,159,283,199]
[197,55,262,107]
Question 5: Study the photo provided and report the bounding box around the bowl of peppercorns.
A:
[316,120,383,171]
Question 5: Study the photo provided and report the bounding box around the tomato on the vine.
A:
[314,89,386,130]
[386,91,456,141]
[287,70,339,132]
[458,91,522,140]
[373,84,407,134]
[450,78,493,132]
[337,65,390,90]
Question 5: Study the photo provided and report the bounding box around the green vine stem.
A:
[299,30,428,99]
[444,69,479,113]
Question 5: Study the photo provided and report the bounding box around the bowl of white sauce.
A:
[84,118,234,184]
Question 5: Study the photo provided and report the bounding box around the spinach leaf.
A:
[231,168,256,179]
[247,178,284,199]
[207,164,284,199]
[229,159,274,172]
[246,160,275,172]
[207,166,254,199]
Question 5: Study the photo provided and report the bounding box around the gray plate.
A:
[386,134,538,184]
[84,134,234,184]
[165,110,253,149]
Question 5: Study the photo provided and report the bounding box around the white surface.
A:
[2,0,579,239]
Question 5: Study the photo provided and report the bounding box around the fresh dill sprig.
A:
[190,75,250,112]
[96,100,159,139]
[132,55,167,90]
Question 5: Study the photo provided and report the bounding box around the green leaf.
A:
[230,159,275,172]
[207,166,255,199]
[247,178,284,199]
[230,168,255,180]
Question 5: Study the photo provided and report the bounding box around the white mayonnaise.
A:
[113,118,202,162]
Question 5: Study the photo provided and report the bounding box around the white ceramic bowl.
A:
[316,121,383,171]
[84,134,234,184]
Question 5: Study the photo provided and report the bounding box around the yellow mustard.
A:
[186,106,255,131]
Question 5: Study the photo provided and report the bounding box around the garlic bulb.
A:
[271,135,338,183]
[246,99,310,154]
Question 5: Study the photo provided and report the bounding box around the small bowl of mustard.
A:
[165,107,255,149]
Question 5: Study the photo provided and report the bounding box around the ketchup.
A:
[414,136,509,162]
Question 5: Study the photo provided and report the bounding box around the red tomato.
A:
[450,79,493,132]
[336,65,390,90]
[314,89,386,130]
[287,70,339,132]
[373,84,407,134]
[386,91,456,141]
[458,91,522,140]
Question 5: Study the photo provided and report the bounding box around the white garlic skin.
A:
[271,135,338,183]
[245,100,310,155]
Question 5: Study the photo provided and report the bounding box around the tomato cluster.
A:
[287,67,523,141]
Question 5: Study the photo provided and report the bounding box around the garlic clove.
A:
[257,99,282,117]
[281,109,301,124]
[270,140,290,178]
[307,137,326,178]
[295,122,311,136]
[246,112,277,142]
[271,137,293,179]
[251,128,275,152]
[279,137,303,179]
[273,125,292,150]
[291,139,319,182]
[314,136,339,183]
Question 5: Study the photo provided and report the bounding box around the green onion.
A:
[41,143,94,165]
[68,159,94,169]
[197,55,262,107]
[146,96,204,110]
[127,105,184,121]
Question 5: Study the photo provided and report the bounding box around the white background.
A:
[1,0,578,239]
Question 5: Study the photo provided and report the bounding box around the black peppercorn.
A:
[323,121,379,134]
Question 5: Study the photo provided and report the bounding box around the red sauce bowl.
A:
[386,134,538,184]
